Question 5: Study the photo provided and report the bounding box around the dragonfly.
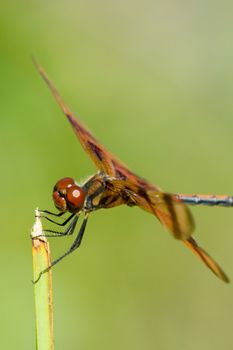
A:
[34,60,232,283]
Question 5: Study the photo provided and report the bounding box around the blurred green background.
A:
[1,0,233,349]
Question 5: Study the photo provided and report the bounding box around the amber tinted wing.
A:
[106,178,229,282]
[34,60,158,186]
[34,59,118,175]
[106,178,194,240]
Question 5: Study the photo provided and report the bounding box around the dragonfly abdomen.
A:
[178,194,233,207]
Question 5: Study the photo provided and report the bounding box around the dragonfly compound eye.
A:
[66,185,85,212]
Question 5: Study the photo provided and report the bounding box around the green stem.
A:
[31,209,54,350]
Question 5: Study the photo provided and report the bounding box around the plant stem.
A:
[31,208,54,350]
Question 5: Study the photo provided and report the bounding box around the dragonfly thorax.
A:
[52,177,85,213]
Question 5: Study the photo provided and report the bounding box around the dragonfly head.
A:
[52,177,86,213]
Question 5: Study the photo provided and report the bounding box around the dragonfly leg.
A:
[38,210,65,217]
[33,213,89,283]
[41,213,75,226]
[41,214,79,237]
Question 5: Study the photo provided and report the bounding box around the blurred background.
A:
[1,0,233,349]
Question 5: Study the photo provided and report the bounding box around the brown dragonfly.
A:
[34,60,232,283]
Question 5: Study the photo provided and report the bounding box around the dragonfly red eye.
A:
[52,177,85,213]
[66,185,85,212]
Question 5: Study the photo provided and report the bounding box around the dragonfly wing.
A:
[34,60,117,175]
[117,181,228,282]
[34,60,163,191]
[108,179,228,282]
[133,191,194,240]
[152,192,194,240]
[106,178,194,240]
